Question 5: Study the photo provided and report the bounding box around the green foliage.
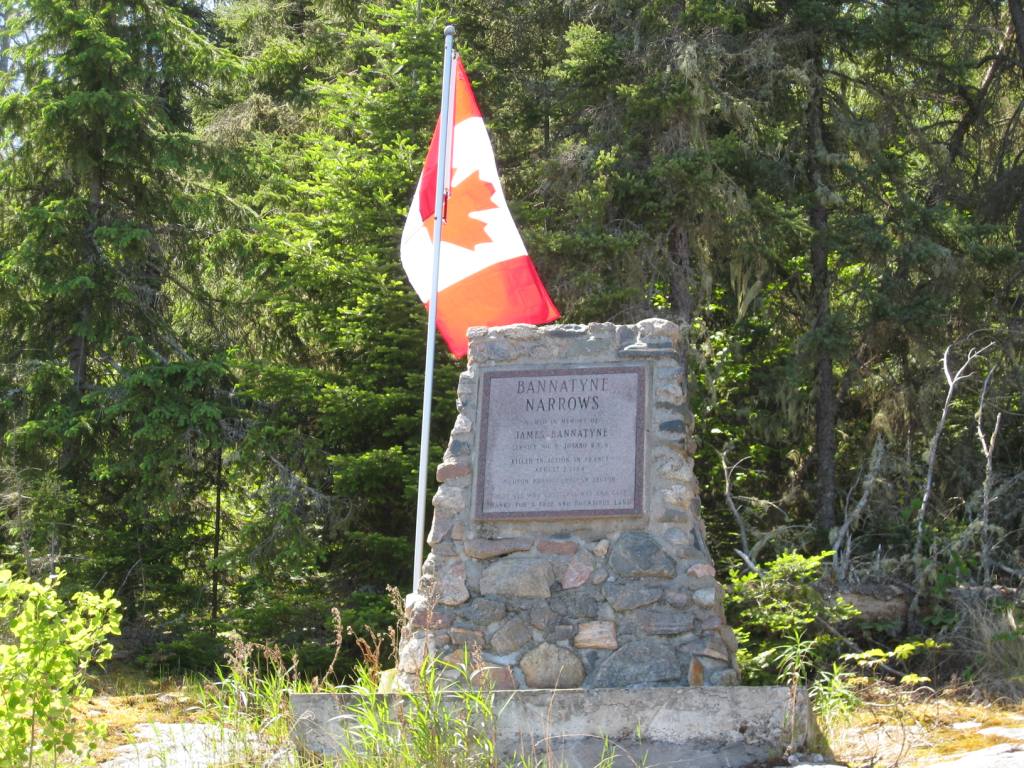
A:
[0,569,121,768]
[142,630,227,675]
[842,638,950,685]
[340,659,496,768]
[725,551,859,682]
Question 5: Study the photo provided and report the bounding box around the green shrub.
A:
[141,628,227,674]
[725,550,858,683]
[0,569,121,768]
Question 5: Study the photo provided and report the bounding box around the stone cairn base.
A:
[398,319,740,690]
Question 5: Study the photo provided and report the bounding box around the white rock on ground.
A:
[921,742,1024,767]
[98,723,274,768]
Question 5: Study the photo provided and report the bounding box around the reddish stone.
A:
[538,538,578,555]
[560,557,593,589]
[687,562,716,579]
[688,656,705,686]
[436,462,471,482]
[463,537,533,560]
[472,665,516,690]
[450,626,484,648]
[574,621,617,650]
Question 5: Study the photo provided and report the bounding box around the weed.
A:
[809,662,861,742]
[337,657,496,768]
[950,595,1024,697]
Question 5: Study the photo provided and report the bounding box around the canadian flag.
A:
[400,56,560,358]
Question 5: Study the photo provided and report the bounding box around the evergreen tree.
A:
[0,0,230,618]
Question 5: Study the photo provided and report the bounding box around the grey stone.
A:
[615,325,638,348]
[720,625,739,653]
[549,591,599,619]
[700,614,724,630]
[609,532,676,579]
[592,639,681,687]
[489,617,533,655]
[636,608,695,636]
[520,643,585,688]
[431,484,464,511]
[603,583,661,611]
[546,324,588,336]
[551,624,575,642]
[659,420,686,433]
[637,317,680,340]
[479,558,553,599]
[426,515,454,546]
[664,590,691,609]
[696,634,732,662]
[459,598,506,626]
[430,541,456,556]
[529,605,557,631]
[398,633,430,674]
[711,670,741,687]
[693,587,718,608]
[446,439,471,457]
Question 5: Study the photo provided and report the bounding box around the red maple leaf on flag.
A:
[424,171,499,251]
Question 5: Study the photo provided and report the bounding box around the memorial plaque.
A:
[475,365,645,520]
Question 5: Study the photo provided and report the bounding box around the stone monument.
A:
[398,318,740,690]
[291,319,815,767]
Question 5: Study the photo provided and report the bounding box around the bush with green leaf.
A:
[0,569,121,768]
[725,551,859,683]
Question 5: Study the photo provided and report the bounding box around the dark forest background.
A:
[1,0,1022,676]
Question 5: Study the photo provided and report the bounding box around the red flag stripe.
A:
[426,256,560,358]
[418,57,481,223]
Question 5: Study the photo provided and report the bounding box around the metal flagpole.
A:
[412,25,457,594]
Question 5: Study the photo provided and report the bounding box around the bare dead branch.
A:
[717,446,752,562]
[975,365,1003,585]
[911,341,995,624]
[833,434,886,581]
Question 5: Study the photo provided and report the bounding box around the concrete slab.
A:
[290,686,815,767]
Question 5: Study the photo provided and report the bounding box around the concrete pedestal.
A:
[289,685,816,767]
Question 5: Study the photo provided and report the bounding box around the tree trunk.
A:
[667,225,696,327]
[212,446,222,623]
[808,56,838,537]
[1009,0,1024,63]
[69,172,102,394]
[1,16,8,76]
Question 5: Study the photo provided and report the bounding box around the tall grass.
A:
[952,596,1024,697]
[189,604,500,768]
[338,658,496,768]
